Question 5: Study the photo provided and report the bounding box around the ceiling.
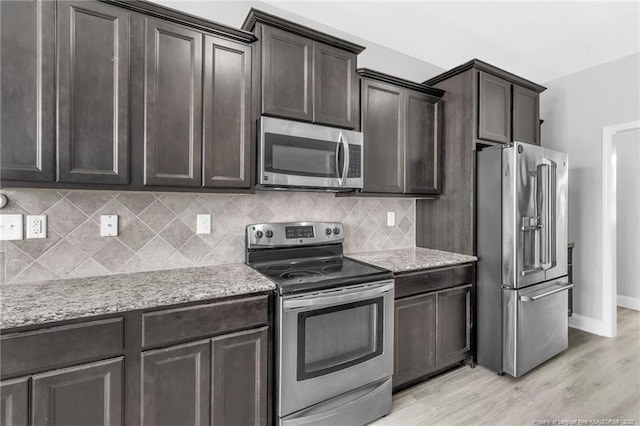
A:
[153,0,640,84]
[262,1,640,83]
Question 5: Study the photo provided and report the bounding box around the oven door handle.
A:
[283,282,394,311]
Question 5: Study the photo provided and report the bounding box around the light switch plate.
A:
[26,215,47,239]
[387,212,395,227]
[197,214,212,234]
[100,215,118,237]
[0,214,23,241]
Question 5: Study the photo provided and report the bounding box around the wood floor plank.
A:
[373,307,640,425]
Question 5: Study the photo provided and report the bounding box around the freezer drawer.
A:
[502,280,572,377]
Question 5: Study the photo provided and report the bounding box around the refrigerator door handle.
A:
[519,283,573,302]
[537,158,557,271]
[521,266,544,276]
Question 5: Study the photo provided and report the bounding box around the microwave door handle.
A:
[338,132,349,187]
[335,139,341,180]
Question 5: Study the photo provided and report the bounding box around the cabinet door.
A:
[361,79,404,193]
[144,19,202,187]
[203,35,252,188]
[393,293,436,389]
[57,1,129,184]
[404,90,441,194]
[478,71,511,144]
[436,285,472,367]
[0,377,28,426]
[212,327,267,426]
[261,25,313,122]
[313,42,357,129]
[141,341,210,426]
[0,0,54,182]
[513,85,540,145]
[32,358,123,426]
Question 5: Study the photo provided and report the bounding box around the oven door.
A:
[259,117,363,189]
[278,280,394,417]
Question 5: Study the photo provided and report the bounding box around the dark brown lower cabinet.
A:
[393,281,473,391]
[0,377,29,426]
[436,285,472,366]
[32,358,123,426]
[394,293,436,387]
[212,327,268,426]
[0,294,269,425]
[141,327,268,426]
[142,340,211,426]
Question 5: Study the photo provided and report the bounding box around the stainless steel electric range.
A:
[245,222,394,426]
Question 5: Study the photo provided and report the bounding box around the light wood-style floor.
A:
[373,307,640,425]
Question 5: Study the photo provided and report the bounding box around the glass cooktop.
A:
[252,256,392,295]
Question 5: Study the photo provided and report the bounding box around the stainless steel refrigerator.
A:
[476,141,572,377]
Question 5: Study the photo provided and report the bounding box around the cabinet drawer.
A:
[142,295,268,349]
[395,264,474,299]
[1,318,123,378]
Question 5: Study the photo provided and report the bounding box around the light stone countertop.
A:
[0,263,275,330]
[348,247,477,274]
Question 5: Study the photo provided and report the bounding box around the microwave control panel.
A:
[347,145,361,178]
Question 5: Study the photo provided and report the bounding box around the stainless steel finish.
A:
[246,222,343,249]
[477,142,570,378]
[519,282,573,302]
[338,132,349,187]
[502,142,568,289]
[280,377,392,426]
[278,279,394,418]
[258,117,363,190]
[283,282,393,310]
[502,279,570,377]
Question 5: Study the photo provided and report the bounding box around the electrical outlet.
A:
[197,214,212,234]
[0,214,23,241]
[387,211,395,227]
[100,215,119,237]
[26,215,47,239]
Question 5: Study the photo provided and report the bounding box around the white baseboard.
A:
[569,313,605,336]
[617,294,640,311]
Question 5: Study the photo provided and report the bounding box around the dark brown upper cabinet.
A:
[261,26,313,122]
[417,59,545,255]
[0,0,55,183]
[478,71,511,144]
[2,0,255,192]
[359,69,444,196]
[478,71,541,145]
[142,18,203,187]
[57,1,130,185]
[513,85,540,145]
[243,8,363,130]
[313,42,358,128]
[361,78,404,194]
[203,36,253,189]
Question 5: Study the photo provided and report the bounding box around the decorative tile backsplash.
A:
[0,189,415,284]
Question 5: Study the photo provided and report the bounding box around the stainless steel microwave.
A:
[258,117,363,191]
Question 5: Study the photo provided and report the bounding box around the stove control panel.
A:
[246,222,344,248]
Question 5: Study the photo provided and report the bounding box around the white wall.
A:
[149,0,444,82]
[615,128,640,310]
[540,53,640,332]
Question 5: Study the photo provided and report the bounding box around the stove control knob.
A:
[255,230,263,239]
[265,230,273,238]
[325,227,332,235]
[333,227,341,235]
